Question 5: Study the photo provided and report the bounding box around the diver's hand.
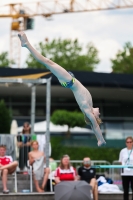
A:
[18,31,29,47]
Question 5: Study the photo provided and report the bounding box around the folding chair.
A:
[48,170,55,192]
[27,160,33,192]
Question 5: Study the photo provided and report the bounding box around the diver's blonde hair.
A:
[84,114,102,126]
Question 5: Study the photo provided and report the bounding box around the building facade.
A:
[0,68,133,140]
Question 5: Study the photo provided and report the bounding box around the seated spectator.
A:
[46,158,57,191]
[28,141,50,193]
[49,158,57,172]
[0,145,18,194]
[78,157,98,200]
[54,154,77,184]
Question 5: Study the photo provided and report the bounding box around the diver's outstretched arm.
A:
[18,32,72,82]
[86,112,106,146]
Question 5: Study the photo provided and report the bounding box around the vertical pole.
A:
[31,85,36,135]
[46,78,51,167]
[10,28,21,68]
[10,24,12,68]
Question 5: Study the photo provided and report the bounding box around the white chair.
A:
[48,170,55,192]
[14,170,18,192]
[27,160,33,192]
[10,170,18,193]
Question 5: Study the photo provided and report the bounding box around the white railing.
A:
[112,160,122,184]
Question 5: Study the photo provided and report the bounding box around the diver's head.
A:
[84,108,102,126]
[93,107,100,118]
[93,107,102,125]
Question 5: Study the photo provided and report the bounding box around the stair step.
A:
[0,175,48,192]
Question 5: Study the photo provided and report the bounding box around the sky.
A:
[0,1,133,73]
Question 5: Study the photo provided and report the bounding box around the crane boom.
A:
[0,0,133,68]
[0,0,133,18]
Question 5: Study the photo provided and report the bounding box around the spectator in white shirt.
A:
[119,136,133,200]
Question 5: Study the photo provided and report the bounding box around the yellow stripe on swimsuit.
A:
[61,77,75,88]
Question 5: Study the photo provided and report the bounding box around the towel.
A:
[33,156,45,180]
[37,135,46,152]
[0,135,16,160]
[98,183,122,193]
[97,176,122,193]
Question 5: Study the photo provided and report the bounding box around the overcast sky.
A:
[0,1,133,72]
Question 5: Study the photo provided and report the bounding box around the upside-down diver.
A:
[18,32,106,147]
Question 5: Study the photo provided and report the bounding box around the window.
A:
[105,122,124,139]
[123,122,133,139]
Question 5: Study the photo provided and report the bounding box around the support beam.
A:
[0,78,47,84]
[45,77,51,168]
[30,85,36,135]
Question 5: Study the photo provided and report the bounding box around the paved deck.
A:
[0,192,132,200]
[0,174,132,200]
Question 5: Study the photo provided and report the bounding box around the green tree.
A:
[0,100,12,133]
[111,42,133,74]
[0,52,13,67]
[26,39,100,71]
[51,110,85,134]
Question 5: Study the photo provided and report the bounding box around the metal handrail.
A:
[111,160,122,181]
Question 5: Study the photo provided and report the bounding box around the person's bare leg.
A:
[33,176,44,193]
[42,61,72,83]
[8,166,17,174]
[0,161,18,171]
[18,32,72,83]
[90,178,98,200]
[2,169,8,191]
[93,183,98,200]
[42,168,50,190]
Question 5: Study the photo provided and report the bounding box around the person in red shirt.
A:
[54,155,77,184]
[0,145,18,194]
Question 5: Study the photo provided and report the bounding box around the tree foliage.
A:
[0,100,12,133]
[51,140,121,163]
[51,110,85,132]
[111,42,133,74]
[0,52,13,67]
[26,39,100,71]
